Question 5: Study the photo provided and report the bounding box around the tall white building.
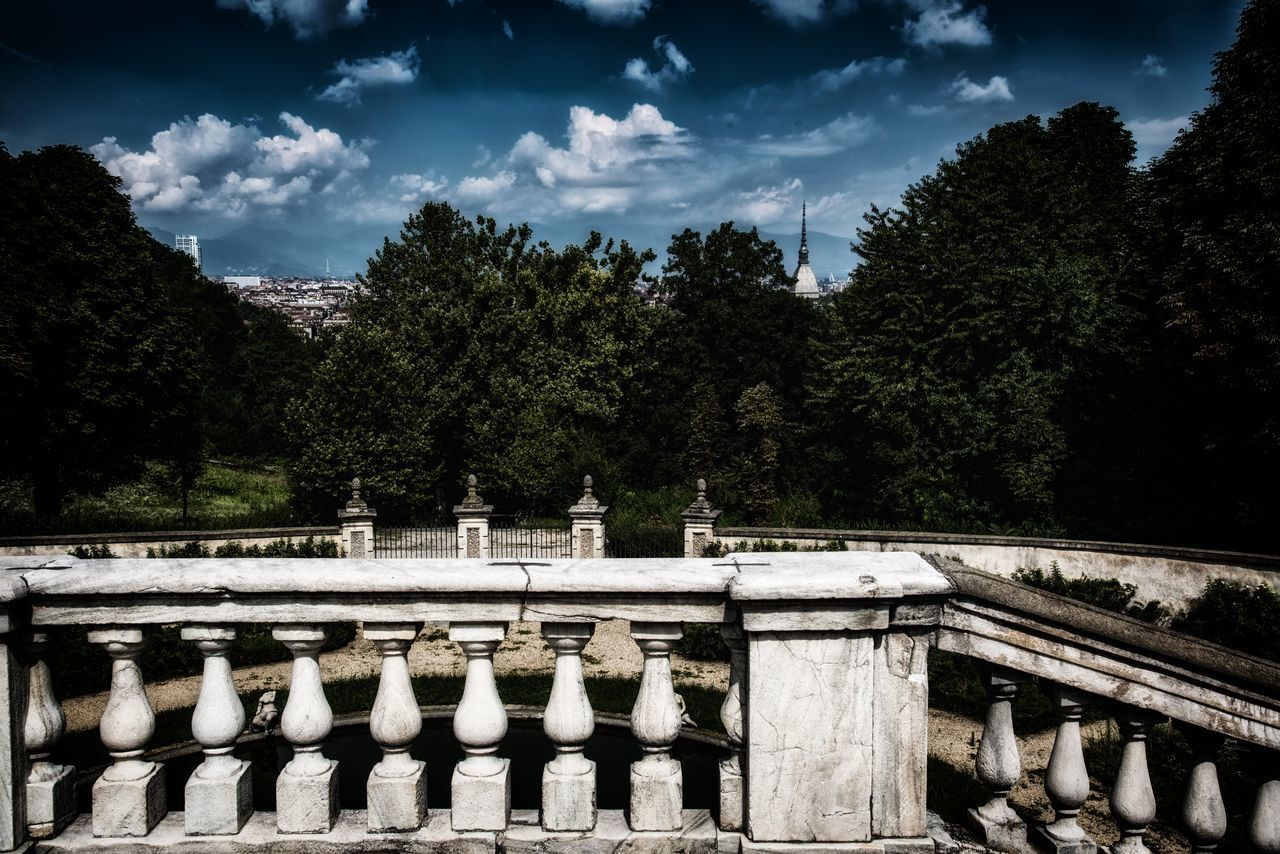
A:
[792,202,820,299]
[175,234,201,271]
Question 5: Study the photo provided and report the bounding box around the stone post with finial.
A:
[567,476,608,559]
[681,478,721,558]
[454,474,494,559]
[337,477,377,559]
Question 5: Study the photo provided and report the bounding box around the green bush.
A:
[67,544,116,559]
[1172,579,1280,661]
[1012,562,1168,623]
[676,623,730,661]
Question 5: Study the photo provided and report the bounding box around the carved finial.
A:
[583,474,593,491]
[697,478,707,495]
[346,476,367,511]
[570,474,600,511]
[460,473,485,509]
[681,476,717,520]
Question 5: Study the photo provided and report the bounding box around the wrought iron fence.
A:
[374,527,456,558]
[490,516,573,559]
[604,526,683,558]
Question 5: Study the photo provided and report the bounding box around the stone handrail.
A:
[0,527,340,559]
[0,553,1277,853]
[712,526,1280,608]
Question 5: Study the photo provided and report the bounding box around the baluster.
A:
[718,622,746,832]
[450,622,510,832]
[1109,707,1162,854]
[629,621,684,832]
[365,622,427,832]
[1251,749,1280,853]
[273,624,338,834]
[967,665,1027,850]
[23,630,76,838]
[87,627,167,838]
[181,625,251,835]
[1033,684,1097,854]
[541,622,596,831]
[1180,727,1226,853]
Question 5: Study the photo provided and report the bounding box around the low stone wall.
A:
[714,527,1280,609]
[0,526,340,559]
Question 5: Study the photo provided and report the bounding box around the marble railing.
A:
[0,553,1276,854]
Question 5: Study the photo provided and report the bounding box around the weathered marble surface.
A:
[872,630,929,839]
[727,552,953,602]
[747,631,874,843]
[184,762,252,836]
[503,809,716,854]
[91,764,166,838]
[0,621,26,853]
[33,811,494,854]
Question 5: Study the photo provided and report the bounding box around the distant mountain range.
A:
[146,222,857,281]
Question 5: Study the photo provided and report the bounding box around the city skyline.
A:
[2,0,1240,251]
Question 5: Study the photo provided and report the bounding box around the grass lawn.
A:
[0,461,302,535]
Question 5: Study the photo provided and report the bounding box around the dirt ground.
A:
[61,619,1189,853]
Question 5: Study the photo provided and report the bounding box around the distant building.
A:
[223,276,262,289]
[175,234,202,271]
[792,203,820,299]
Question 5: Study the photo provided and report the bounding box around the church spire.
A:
[798,201,810,266]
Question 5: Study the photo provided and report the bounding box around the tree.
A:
[0,145,205,517]
[1143,0,1280,547]
[813,104,1140,531]
[287,203,661,520]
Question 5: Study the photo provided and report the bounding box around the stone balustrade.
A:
[0,553,1277,854]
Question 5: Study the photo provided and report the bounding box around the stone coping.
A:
[0,526,339,548]
[934,558,1280,696]
[716,526,1280,571]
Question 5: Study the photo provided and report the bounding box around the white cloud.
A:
[748,113,876,157]
[317,44,420,106]
[390,172,448,203]
[732,179,804,224]
[622,36,694,92]
[91,112,370,217]
[902,1,992,48]
[752,0,856,26]
[455,171,518,204]
[216,0,368,39]
[812,56,906,92]
[949,73,1013,103]
[1136,54,1168,77]
[502,19,514,40]
[555,0,650,24]
[1126,116,1188,147]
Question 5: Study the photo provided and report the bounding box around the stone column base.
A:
[368,760,428,832]
[451,759,511,831]
[276,761,339,834]
[506,808,717,854]
[185,760,252,836]
[630,757,682,832]
[1032,822,1097,854]
[542,761,596,832]
[967,802,1031,853]
[719,759,743,832]
[28,765,77,839]
[92,763,167,838]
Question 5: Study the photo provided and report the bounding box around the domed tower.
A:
[792,202,820,299]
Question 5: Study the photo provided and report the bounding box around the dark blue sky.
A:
[0,0,1241,254]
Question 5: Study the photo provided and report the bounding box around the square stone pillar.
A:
[0,577,29,853]
[337,477,377,559]
[681,479,721,558]
[454,475,493,560]
[567,476,607,559]
[727,552,948,852]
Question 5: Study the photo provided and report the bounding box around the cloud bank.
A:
[216,0,368,38]
[317,44,420,106]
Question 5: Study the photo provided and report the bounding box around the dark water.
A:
[103,718,727,813]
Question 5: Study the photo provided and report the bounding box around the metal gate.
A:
[374,527,456,558]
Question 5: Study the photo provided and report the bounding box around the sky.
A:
[0,0,1243,259]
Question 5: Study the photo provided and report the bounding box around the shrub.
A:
[1172,579,1280,661]
[1012,562,1168,623]
[676,623,729,661]
[67,544,116,559]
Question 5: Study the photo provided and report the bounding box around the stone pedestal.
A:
[567,476,607,559]
[968,800,1030,853]
[184,759,252,836]
[368,760,428,832]
[452,759,512,831]
[630,757,683,832]
[542,762,597,831]
[28,764,77,838]
[338,478,377,559]
[276,759,340,834]
[455,475,494,559]
[719,758,744,834]
[681,479,721,558]
[92,763,166,838]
